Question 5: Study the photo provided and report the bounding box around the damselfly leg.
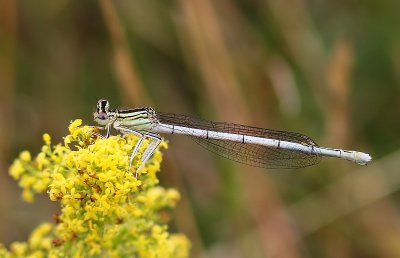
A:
[114,125,161,177]
[136,134,162,176]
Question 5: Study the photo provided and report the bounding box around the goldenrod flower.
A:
[5,119,190,257]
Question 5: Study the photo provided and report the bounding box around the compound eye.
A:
[97,99,110,112]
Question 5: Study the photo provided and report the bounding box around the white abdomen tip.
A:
[355,152,372,165]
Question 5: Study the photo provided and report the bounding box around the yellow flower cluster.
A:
[3,119,190,258]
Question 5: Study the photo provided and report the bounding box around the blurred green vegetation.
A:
[1,1,400,257]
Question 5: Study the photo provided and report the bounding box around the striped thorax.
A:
[94,99,159,131]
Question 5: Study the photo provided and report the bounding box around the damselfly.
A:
[93,99,371,176]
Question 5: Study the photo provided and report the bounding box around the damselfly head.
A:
[94,99,110,125]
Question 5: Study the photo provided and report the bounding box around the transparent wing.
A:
[156,112,321,169]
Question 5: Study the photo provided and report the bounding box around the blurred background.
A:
[1,1,400,257]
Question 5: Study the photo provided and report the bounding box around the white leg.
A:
[105,123,112,138]
[114,125,145,172]
[113,125,163,178]
[135,135,162,177]
[140,132,162,161]
[129,137,145,171]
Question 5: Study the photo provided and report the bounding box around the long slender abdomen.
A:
[153,123,371,165]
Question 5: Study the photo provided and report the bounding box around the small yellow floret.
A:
[20,151,31,162]
[68,119,82,134]
[22,188,34,203]
[43,133,51,145]
[10,242,27,256]
[9,160,24,179]
[29,223,53,249]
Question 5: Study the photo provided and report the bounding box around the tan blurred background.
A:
[1,1,400,257]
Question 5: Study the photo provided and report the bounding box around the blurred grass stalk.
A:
[98,0,149,106]
[0,0,17,166]
[0,0,17,246]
